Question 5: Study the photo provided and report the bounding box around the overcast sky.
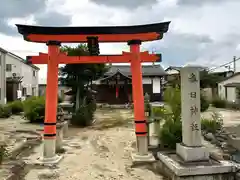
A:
[0,0,240,83]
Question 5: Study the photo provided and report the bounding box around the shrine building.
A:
[92,64,166,104]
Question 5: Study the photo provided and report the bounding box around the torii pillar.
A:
[128,40,155,162]
[42,41,62,163]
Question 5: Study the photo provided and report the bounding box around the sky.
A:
[0,0,240,83]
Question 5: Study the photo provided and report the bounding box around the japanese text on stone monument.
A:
[188,72,199,131]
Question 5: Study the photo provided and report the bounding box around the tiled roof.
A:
[105,64,166,76]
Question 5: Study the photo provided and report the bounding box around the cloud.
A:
[177,0,236,6]
[89,0,158,9]
[145,31,240,69]
[34,11,72,26]
[0,0,47,35]
[0,0,47,18]
[1,0,240,78]
[0,0,71,35]
[146,33,212,66]
[0,19,16,35]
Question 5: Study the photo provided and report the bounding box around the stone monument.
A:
[176,66,209,161]
[157,66,235,180]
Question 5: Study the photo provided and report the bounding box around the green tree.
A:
[200,70,225,88]
[59,44,108,110]
[167,69,225,89]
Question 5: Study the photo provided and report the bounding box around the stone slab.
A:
[176,143,209,162]
[131,152,155,164]
[157,152,235,177]
[24,143,63,166]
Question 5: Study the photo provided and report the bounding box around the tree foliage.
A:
[199,70,225,88]
[59,44,108,106]
[59,44,108,89]
[167,69,226,88]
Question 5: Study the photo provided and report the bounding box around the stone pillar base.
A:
[131,152,155,164]
[176,143,209,162]
[62,121,69,138]
[148,121,159,147]
[56,123,64,152]
[149,135,159,147]
[37,154,63,165]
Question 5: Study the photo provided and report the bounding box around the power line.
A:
[208,56,240,72]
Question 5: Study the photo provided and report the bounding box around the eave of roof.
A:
[224,82,240,87]
[7,52,40,70]
[99,70,131,82]
[105,64,166,76]
[0,47,8,53]
[218,72,240,83]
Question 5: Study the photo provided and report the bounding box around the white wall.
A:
[142,77,152,84]
[5,53,39,96]
[152,77,161,93]
[218,73,240,100]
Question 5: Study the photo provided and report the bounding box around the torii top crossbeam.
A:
[16,22,170,43]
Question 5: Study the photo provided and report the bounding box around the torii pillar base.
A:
[41,139,63,165]
[131,136,155,164]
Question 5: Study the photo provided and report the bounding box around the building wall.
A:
[5,53,39,97]
[39,85,71,101]
[94,77,161,90]
[218,74,240,100]
[226,87,236,102]
[0,52,6,104]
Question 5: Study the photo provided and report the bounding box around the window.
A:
[6,64,12,71]
[22,87,27,96]
[32,87,36,96]
[33,70,36,77]
[0,54,2,66]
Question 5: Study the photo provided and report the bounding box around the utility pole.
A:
[234,56,236,73]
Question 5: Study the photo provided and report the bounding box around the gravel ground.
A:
[24,109,166,180]
[3,107,239,180]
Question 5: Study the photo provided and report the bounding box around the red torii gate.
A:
[16,22,170,163]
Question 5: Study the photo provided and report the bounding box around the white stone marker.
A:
[176,66,209,162]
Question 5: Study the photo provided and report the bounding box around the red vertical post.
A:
[43,41,60,158]
[128,40,147,137]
